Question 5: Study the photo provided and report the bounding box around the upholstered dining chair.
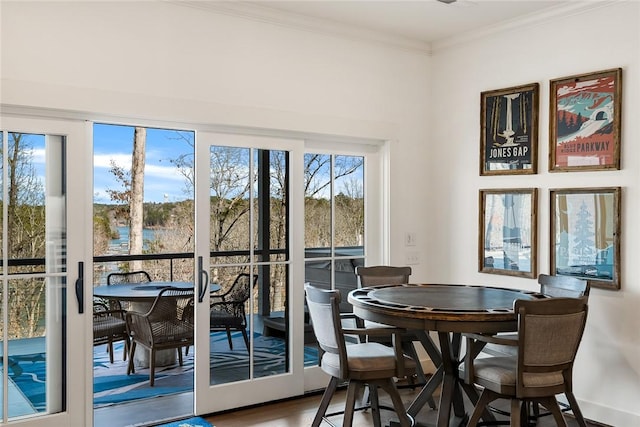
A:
[126,287,194,386]
[355,265,438,410]
[539,273,590,298]
[210,273,257,351]
[464,297,589,427]
[93,300,130,363]
[478,274,590,425]
[482,274,589,357]
[304,283,414,427]
[106,270,152,310]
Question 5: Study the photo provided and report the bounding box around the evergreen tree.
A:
[572,201,595,264]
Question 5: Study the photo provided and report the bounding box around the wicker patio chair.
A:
[93,300,130,363]
[209,273,257,351]
[126,287,194,386]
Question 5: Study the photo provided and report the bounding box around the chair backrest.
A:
[227,273,256,303]
[304,284,348,378]
[537,274,590,298]
[515,297,588,399]
[355,265,412,287]
[147,287,195,324]
[107,270,152,285]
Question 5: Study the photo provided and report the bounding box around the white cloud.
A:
[93,153,131,169]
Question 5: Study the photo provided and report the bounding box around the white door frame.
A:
[193,131,305,414]
[0,115,89,427]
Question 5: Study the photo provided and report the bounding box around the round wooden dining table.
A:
[348,283,544,427]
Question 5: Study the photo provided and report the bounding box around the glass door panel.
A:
[0,120,87,427]
[194,133,304,414]
[92,123,196,426]
[303,153,365,305]
[303,151,367,367]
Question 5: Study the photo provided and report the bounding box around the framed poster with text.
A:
[549,68,622,172]
[480,83,539,176]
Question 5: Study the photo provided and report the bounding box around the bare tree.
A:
[3,133,47,338]
[129,127,146,271]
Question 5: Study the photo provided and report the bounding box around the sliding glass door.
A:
[193,132,305,414]
[0,116,88,426]
[1,114,387,424]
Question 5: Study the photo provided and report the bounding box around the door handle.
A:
[198,256,208,303]
[75,261,84,314]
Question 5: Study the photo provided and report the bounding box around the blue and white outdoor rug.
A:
[153,416,213,427]
[94,332,317,407]
[2,331,317,416]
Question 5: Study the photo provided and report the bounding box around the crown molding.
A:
[166,0,433,55]
[166,1,620,56]
[431,0,622,52]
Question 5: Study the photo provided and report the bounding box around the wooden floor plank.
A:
[205,387,607,427]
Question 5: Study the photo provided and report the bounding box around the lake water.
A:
[108,226,156,254]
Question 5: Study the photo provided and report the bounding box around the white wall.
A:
[429,2,640,425]
[2,0,639,425]
[0,1,431,270]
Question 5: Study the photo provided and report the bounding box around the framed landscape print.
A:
[479,188,537,278]
[480,83,539,176]
[550,187,621,290]
[549,68,622,172]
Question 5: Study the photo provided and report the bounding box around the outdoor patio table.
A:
[348,283,545,427]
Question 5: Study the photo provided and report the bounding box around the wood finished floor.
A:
[204,386,608,427]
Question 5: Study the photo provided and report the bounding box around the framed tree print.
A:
[479,188,537,278]
[480,83,539,175]
[549,68,622,172]
[550,187,621,290]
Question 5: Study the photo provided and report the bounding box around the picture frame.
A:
[550,187,621,290]
[479,188,537,278]
[480,83,539,175]
[549,68,622,172]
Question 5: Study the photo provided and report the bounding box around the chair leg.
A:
[312,376,339,427]
[225,327,234,350]
[149,349,156,387]
[540,397,568,427]
[127,341,137,374]
[241,327,250,351]
[123,336,130,361]
[565,392,588,427]
[344,381,360,426]
[509,399,522,427]
[378,378,411,427]
[107,341,114,364]
[369,383,382,427]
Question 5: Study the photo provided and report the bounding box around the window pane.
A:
[210,146,251,254]
[1,130,66,420]
[253,150,288,263]
[334,155,364,255]
[7,133,47,274]
[93,123,195,283]
[304,154,331,256]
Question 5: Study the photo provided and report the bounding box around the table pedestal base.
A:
[132,348,180,369]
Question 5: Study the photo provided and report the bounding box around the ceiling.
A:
[244,0,570,46]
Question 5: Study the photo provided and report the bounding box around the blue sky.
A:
[93,124,194,204]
